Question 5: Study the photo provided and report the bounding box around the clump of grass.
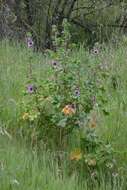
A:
[0,136,126,190]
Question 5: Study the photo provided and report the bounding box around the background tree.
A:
[0,0,127,48]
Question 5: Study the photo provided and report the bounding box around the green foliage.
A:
[1,0,126,47]
[0,136,126,190]
[1,33,127,189]
[17,22,118,182]
[69,128,118,181]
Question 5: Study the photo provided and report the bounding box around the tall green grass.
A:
[0,40,127,189]
[0,135,126,190]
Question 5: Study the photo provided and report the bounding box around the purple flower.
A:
[27,85,35,94]
[26,37,34,48]
[51,60,59,69]
[74,88,80,97]
[91,48,99,55]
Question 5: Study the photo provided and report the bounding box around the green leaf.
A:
[57,118,67,128]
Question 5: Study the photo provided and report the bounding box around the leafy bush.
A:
[20,20,109,148]
[19,21,118,179]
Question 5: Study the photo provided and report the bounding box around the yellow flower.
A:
[22,112,29,120]
[62,104,76,115]
[70,149,82,161]
[90,120,96,128]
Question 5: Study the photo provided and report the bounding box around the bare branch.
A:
[66,0,77,18]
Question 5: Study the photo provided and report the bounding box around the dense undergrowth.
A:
[1,38,127,189]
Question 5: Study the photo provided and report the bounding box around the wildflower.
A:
[62,104,76,115]
[27,84,35,94]
[91,171,97,178]
[88,159,97,167]
[91,48,99,55]
[29,113,38,121]
[70,149,82,161]
[106,162,113,169]
[26,37,34,48]
[50,60,61,71]
[51,60,58,66]
[22,112,29,120]
[112,172,119,178]
[74,87,80,97]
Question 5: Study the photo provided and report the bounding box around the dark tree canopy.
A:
[0,0,127,48]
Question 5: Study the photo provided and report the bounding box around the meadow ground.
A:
[0,40,127,189]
